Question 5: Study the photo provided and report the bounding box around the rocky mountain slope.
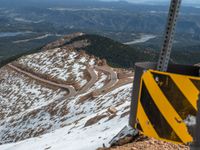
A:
[0,32,191,150]
[98,136,189,150]
[0,33,134,150]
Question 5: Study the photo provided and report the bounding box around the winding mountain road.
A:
[77,67,98,95]
[7,64,77,97]
[95,65,118,94]
[7,63,132,99]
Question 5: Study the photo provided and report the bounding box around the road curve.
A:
[7,64,77,98]
[77,67,98,95]
[8,63,132,99]
[95,65,118,94]
[4,63,133,121]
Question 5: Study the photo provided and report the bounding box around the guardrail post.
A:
[190,94,200,150]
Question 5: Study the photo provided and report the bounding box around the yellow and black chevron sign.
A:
[136,69,200,144]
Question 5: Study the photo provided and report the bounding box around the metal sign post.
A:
[128,0,200,147]
[157,0,182,72]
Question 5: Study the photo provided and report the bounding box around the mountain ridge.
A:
[0,32,133,149]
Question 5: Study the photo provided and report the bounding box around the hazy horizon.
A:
[100,0,200,6]
[1,0,200,7]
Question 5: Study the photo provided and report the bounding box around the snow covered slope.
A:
[0,33,134,150]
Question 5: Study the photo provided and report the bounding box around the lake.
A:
[0,32,31,38]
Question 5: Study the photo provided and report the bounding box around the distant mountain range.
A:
[101,0,200,7]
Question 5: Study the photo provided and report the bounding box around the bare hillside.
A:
[0,33,134,150]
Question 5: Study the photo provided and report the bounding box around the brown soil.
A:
[84,114,107,127]
[77,93,93,104]
[120,111,130,118]
[107,78,133,94]
[98,136,189,150]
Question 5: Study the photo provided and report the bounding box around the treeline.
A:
[71,34,200,68]
[71,34,158,68]
[0,46,43,68]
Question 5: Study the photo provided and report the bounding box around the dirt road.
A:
[8,64,133,99]
[8,64,77,97]
[95,65,118,94]
[78,67,98,95]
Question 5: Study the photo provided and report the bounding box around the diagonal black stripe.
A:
[190,79,200,91]
[137,123,143,132]
[152,73,197,120]
[140,81,181,142]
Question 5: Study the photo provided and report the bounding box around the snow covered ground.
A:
[16,48,95,88]
[0,116,129,150]
[0,34,134,150]
[0,81,132,150]
[0,66,67,120]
